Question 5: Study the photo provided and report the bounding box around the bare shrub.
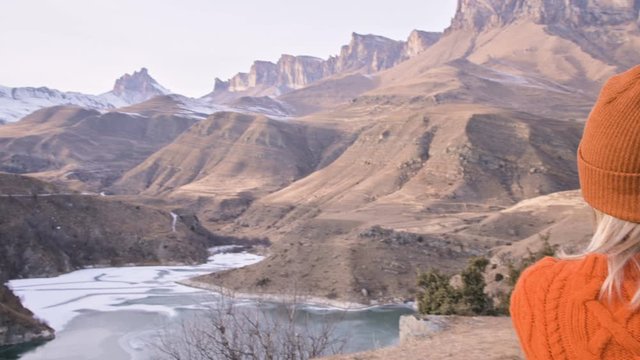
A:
[153,294,347,360]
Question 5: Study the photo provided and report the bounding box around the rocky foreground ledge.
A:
[0,284,54,348]
[319,315,523,360]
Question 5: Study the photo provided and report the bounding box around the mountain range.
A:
[0,29,444,124]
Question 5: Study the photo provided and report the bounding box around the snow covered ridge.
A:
[0,67,295,124]
[0,84,117,124]
[0,68,171,124]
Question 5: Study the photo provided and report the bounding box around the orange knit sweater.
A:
[511,254,640,359]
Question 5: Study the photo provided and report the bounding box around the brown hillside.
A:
[0,174,220,279]
[196,0,639,303]
[0,105,197,191]
[114,112,349,199]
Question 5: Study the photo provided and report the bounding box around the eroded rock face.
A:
[277,55,326,89]
[403,30,442,58]
[109,67,170,104]
[249,61,279,89]
[220,56,327,92]
[450,0,640,31]
[326,33,405,74]
[213,31,441,94]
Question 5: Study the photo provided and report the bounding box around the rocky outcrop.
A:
[102,67,171,105]
[0,283,54,348]
[450,0,640,31]
[399,315,451,343]
[403,30,442,58]
[227,73,250,92]
[212,31,441,95]
[277,55,326,89]
[325,33,405,74]
[215,56,326,92]
[250,61,279,88]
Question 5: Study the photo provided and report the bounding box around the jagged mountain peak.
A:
[108,67,170,104]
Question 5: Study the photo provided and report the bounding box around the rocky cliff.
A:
[0,283,54,349]
[212,31,441,96]
[325,33,405,74]
[450,0,640,30]
[403,30,442,58]
[102,67,171,105]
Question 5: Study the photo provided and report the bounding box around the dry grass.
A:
[319,316,523,360]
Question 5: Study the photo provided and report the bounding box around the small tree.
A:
[459,257,492,315]
[416,257,493,316]
[416,269,460,315]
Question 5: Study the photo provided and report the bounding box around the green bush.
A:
[416,233,557,317]
[416,257,493,316]
[416,269,460,315]
[459,257,492,315]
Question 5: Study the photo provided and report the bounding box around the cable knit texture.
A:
[578,64,640,222]
[511,254,640,359]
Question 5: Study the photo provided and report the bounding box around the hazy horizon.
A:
[0,0,457,97]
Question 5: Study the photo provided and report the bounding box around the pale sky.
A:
[0,0,458,97]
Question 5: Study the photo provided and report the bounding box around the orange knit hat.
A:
[578,65,640,223]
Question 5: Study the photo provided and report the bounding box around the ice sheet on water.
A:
[8,249,264,331]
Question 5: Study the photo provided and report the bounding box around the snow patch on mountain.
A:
[0,68,171,124]
[0,85,116,124]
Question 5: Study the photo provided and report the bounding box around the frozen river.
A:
[7,249,413,359]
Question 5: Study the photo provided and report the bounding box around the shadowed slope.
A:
[0,105,197,191]
[114,112,349,197]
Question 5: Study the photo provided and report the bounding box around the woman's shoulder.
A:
[510,254,608,358]
[510,253,606,314]
[517,253,605,287]
[518,256,562,283]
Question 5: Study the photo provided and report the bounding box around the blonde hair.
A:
[567,210,640,307]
